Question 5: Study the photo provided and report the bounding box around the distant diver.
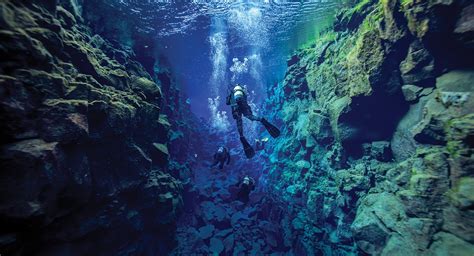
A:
[211,146,231,169]
[235,175,256,203]
[226,84,280,158]
[255,137,269,151]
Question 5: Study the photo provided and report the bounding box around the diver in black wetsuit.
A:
[236,175,255,203]
[255,137,268,151]
[211,146,231,169]
[226,84,280,159]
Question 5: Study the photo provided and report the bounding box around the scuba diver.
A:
[235,175,256,203]
[211,146,231,169]
[226,84,280,158]
[255,137,269,151]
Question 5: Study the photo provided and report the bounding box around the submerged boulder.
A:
[351,193,407,255]
[454,4,474,49]
[209,237,224,255]
[399,40,435,86]
[131,76,162,104]
[429,232,474,255]
[198,225,215,240]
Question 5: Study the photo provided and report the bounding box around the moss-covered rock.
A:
[0,1,183,254]
[265,0,474,254]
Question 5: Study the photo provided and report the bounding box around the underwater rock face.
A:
[265,0,474,254]
[0,1,183,254]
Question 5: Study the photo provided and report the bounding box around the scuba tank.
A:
[226,84,245,105]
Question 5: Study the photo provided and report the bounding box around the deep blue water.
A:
[88,1,348,254]
[104,0,345,122]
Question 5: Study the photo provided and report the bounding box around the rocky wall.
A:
[265,0,474,254]
[79,0,203,191]
[0,1,183,255]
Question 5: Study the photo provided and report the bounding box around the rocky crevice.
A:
[1,0,473,255]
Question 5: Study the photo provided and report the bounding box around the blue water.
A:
[92,1,348,254]
[102,0,344,121]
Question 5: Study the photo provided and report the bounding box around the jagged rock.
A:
[249,242,262,255]
[334,0,378,32]
[57,6,77,27]
[384,160,412,188]
[401,0,446,40]
[397,151,449,220]
[40,100,89,143]
[0,1,183,255]
[393,79,455,159]
[454,4,474,49]
[440,92,470,107]
[0,138,85,218]
[209,237,224,255]
[351,193,407,255]
[231,211,249,227]
[363,141,392,162]
[223,234,235,252]
[441,112,474,244]
[443,205,474,243]
[391,98,426,161]
[337,164,371,192]
[233,242,246,255]
[446,114,474,183]
[197,225,215,240]
[295,160,310,169]
[287,54,299,66]
[215,228,233,238]
[399,40,435,86]
[380,234,417,256]
[131,76,162,104]
[435,70,474,106]
[144,171,183,224]
[413,115,447,145]
[291,214,305,231]
[200,201,228,227]
[402,84,423,102]
[429,232,474,255]
[59,0,83,20]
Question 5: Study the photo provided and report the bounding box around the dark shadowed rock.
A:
[351,193,407,255]
[209,237,224,255]
[152,142,170,166]
[0,1,183,254]
[454,4,474,49]
[400,40,435,86]
[198,224,215,240]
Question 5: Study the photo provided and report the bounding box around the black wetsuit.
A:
[226,85,280,159]
[226,89,262,138]
[211,147,230,169]
[236,177,255,203]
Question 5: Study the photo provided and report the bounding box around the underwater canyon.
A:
[0,0,473,255]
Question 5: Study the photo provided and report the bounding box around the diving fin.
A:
[240,136,255,159]
[261,118,280,138]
